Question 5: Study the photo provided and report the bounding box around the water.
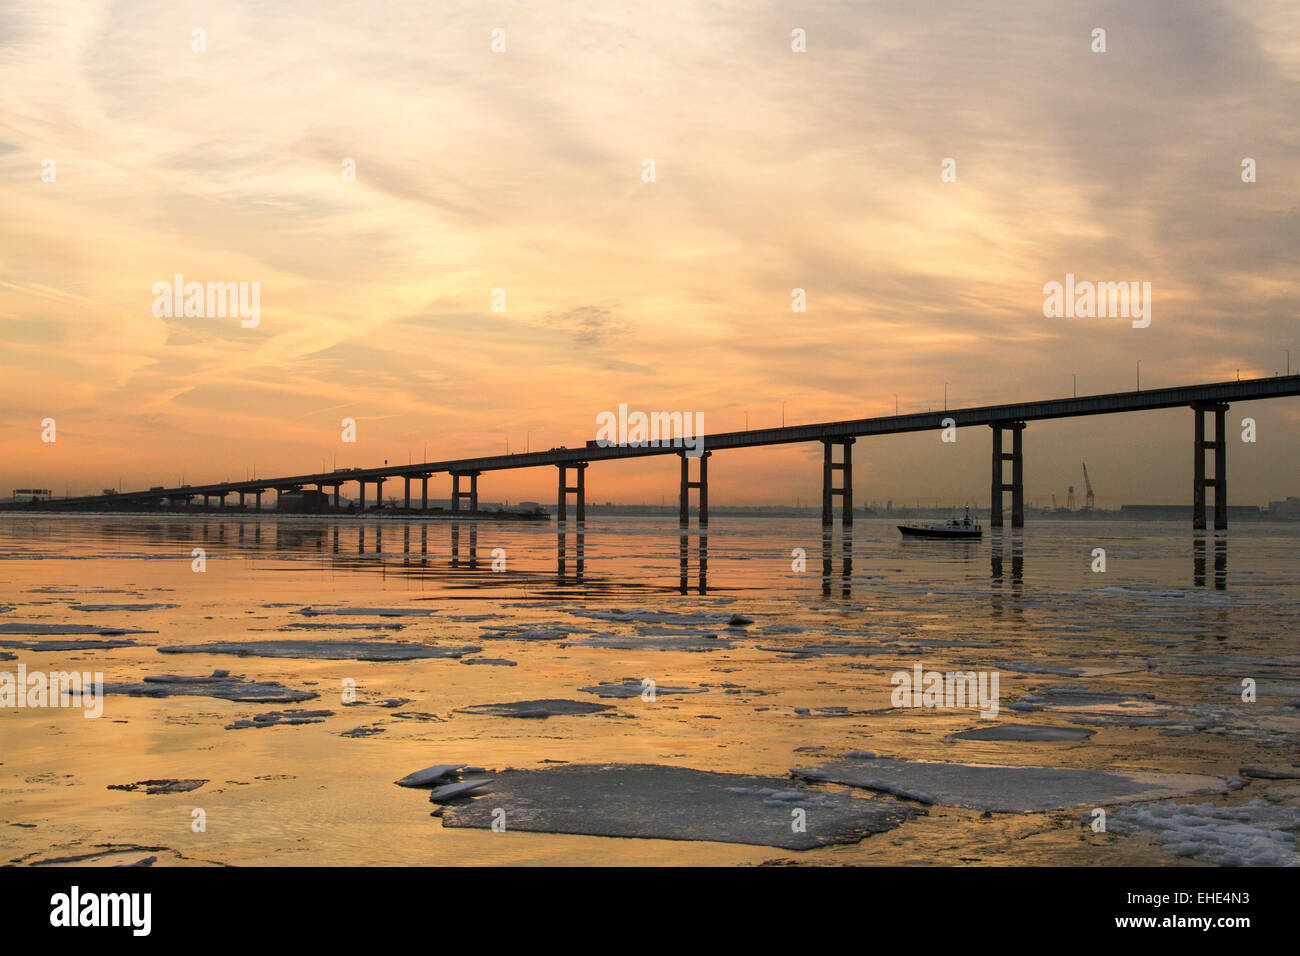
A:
[2,514,1297,865]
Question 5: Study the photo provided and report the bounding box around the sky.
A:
[1,0,1298,507]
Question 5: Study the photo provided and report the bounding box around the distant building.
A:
[1268,496,1300,519]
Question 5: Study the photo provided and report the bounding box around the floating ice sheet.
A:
[0,623,153,636]
[226,709,333,729]
[108,779,207,795]
[296,606,436,617]
[1107,799,1300,866]
[439,763,918,849]
[949,724,1095,742]
[562,634,733,652]
[69,604,178,612]
[454,699,615,719]
[579,679,707,698]
[102,671,317,703]
[157,640,479,661]
[792,755,1227,812]
[1,639,141,651]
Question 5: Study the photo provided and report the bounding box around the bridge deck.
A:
[20,374,1300,507]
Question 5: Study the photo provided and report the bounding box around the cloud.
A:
[0,0,1297,502]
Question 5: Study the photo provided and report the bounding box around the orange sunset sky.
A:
[1,0,1298,507]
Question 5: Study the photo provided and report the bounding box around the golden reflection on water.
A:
[1,515,1295,865]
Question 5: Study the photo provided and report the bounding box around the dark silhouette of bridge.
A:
[14,374,1300,532]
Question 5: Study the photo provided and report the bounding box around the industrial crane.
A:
[1081,462,1096,511]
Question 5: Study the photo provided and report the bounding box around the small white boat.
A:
[898,508,982,539]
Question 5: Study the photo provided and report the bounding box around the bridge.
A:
[12,374,1300,532]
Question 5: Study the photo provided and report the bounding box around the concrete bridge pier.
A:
[678,451,710,592]
[239,491,245,509]
[1192,402,1228,530]
[452,471,480,513]
[555,463,587,523]
[420,475,429,511]
[679,451,710,530]
[357,481,366,513]
[990,421,1026,528]
[403,476,411,509]
[374,478,385,509]
[821,438,854,528]
[255,490,262,511]
[555,463,588,578]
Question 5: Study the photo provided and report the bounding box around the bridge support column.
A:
[679,451,710,592]
[821,439,854,528]
[358,481,366,513]
[555,463,588,578]
[421,476,428,511]
[404,477,411,509]
[1193,402,1228,530]
[555,463,587,523]
[375,478,385,509]
[452,472,480,513]
[255,490,262,511]
[239,491,245,509]
[679,451,710,529]
[990,422,1026,528]
[332,485,340,509]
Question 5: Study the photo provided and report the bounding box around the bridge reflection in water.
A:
[34,515,1234,601]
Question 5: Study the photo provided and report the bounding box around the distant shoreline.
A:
[0,506,1295,523]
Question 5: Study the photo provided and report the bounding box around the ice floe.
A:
[0,622,154,636]
[561,633,733,652]
[1,639,141,652]
[395,764,467,787]
[579,679,707,698]
[295,606,437,617]
[101,671,318,703]
[792,755,1228,812]
[438,763,918,849]
[1106,799,1300,866]
[428,778,493,802]
[157,639,479,660]
[454,699,616,719]
[226,709,333,729]
[108,779,206,795]
[949,724,1095,742]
